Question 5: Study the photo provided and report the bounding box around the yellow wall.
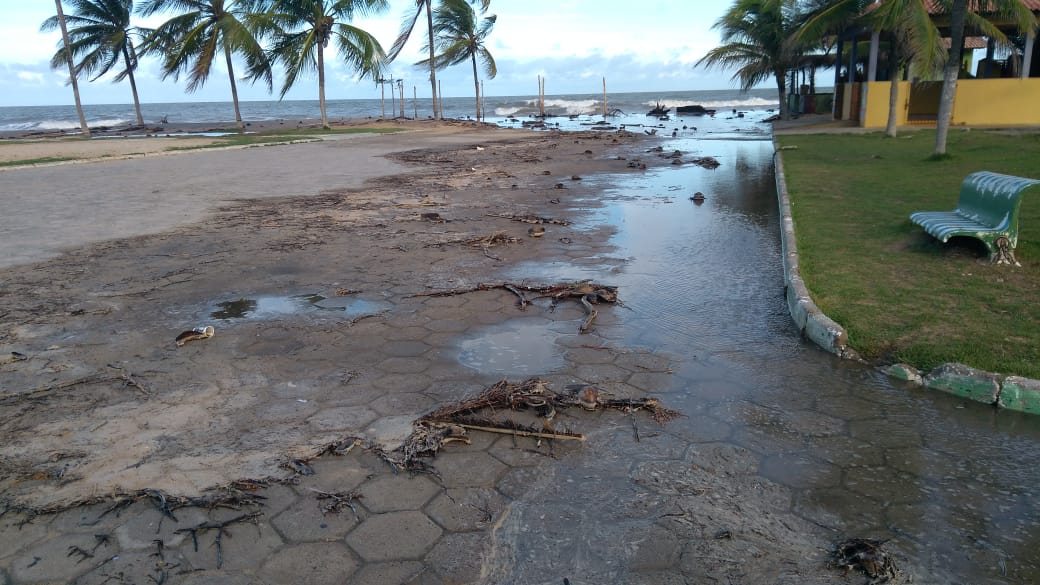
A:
[951,78,1040,126]
[860,81,910,128]
[858,78,1040,128]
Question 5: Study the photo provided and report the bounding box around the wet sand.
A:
[0,122,861,584]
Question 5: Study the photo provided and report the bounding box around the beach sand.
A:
[0,121,841,584]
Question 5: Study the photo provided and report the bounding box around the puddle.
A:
[458,321,565,376]
[209,294,387,320]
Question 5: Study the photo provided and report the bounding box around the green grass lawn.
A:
[776,129,1040,378]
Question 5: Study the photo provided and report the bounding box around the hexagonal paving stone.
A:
[350,561,425,585]
[685,442,761,475]
[627,371,681,394]
[370,392,435,416]
[682,414,733,443]
[848,419,923,448]
[627,525,681,570]
[346,511,442,562]
[425,531,485,585]
[423,319,470,333]
[432,452,508,488]
[296,457,372,493]
[574,364,631,385]
[364,415,418,451]
[564,346,617,365]
[271,493,361,542]
[325,384,386,407]
[810,435,887,468]
[792,488,884,533]
[256,399,320,422]
[179,571,268,585]
[307,406,379,431]
[10,534,103,582]
[384,325,431,341]
[260,542,358,585]
[382,340,432,357]
[175,519,283,571]
[0,510,50,561]
[71,549,191,585]
[425,488,506,532]
[759,453,842,489]
[494,466,547,499]
[843,467,926,504]
[375,357,432,375]
[114,504,212,550]
[359,474,442,513]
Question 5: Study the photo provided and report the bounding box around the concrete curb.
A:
[772,139,1040,414]
[773,143,857,360]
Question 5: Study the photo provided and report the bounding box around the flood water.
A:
[489,136,1040,583]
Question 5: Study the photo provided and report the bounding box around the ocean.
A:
[0,88,787,136]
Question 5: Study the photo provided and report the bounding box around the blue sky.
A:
[0,1,741,107]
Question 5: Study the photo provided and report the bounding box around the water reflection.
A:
[209,294,387,320]
[493,136,1040,583]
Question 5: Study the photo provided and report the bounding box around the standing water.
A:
[487,134,1040,583]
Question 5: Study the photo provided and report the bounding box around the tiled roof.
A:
[925,0,1040,13]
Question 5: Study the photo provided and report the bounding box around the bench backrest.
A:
[957,171,1040,229]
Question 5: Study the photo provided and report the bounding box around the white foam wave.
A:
[541,98,599,115]
[643,97,778,110]
[495,106,522,116]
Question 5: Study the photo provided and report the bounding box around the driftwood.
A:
[395,378,681,470]
[409,281,619,333]
[174,511,263,569]
[311,488,362,518]
[486,213,571,226]
[834,538,901,583]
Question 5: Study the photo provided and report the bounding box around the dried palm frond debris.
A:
[395,378,681,470]
[834,538,902,584]
[486,213,571,226]
[410,280,619,333]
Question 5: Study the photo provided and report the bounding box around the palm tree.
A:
[795,0,944,137]
[933,0,1036,156]
[139,0,273,131]
[419,0,496,121]
[42,0,148,126]
[256,0,388,129]
[388,1,441,119]
[51,0,92,137]
[697,0,801,120]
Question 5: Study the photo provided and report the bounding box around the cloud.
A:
[16,71,45,84]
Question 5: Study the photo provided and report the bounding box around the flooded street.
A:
[488,136,1040,584]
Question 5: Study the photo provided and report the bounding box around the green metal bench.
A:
[910,171,1040,265]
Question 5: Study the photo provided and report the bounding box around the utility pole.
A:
[54,0,90,138]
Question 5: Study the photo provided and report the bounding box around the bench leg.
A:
[991,236,1020,266]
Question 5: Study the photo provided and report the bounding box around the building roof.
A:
[925,0,1040,13]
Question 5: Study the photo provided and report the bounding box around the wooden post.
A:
[54,0,90,138]
[602,77,607,120]
[380,80,386,120]
[390,80,396,119]
[438,80,443,119]
[413,86,417,119]
[1024,31,1035,79]
[398,80,405,118]
[479,80,485,121]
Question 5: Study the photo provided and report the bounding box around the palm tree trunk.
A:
[775,68,789,120]
[885,45,899,138]
[471,54,480,121]
[224,44,244,131]
[123,45,144,126]
[426,1,439,120]
[318,44,328,128]
[54,0,90,138]
[934,0,968,156]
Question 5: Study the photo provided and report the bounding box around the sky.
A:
[0,1,744,107]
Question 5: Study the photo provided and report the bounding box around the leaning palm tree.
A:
[931,0,1036,156]
[139,0,273,131]
[51,0,92,137]
[697,0,801,120]
[419,0,496,121]
[42,0,148,126]
[794,0,945,137]
[255,0,388,129]
[388,0,441,119]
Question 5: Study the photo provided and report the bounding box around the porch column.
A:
[835,37,845,86]
[1024,31,1035,78]
[983,37,995,78]
[868,31,880,81]
[849,36,859,81]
